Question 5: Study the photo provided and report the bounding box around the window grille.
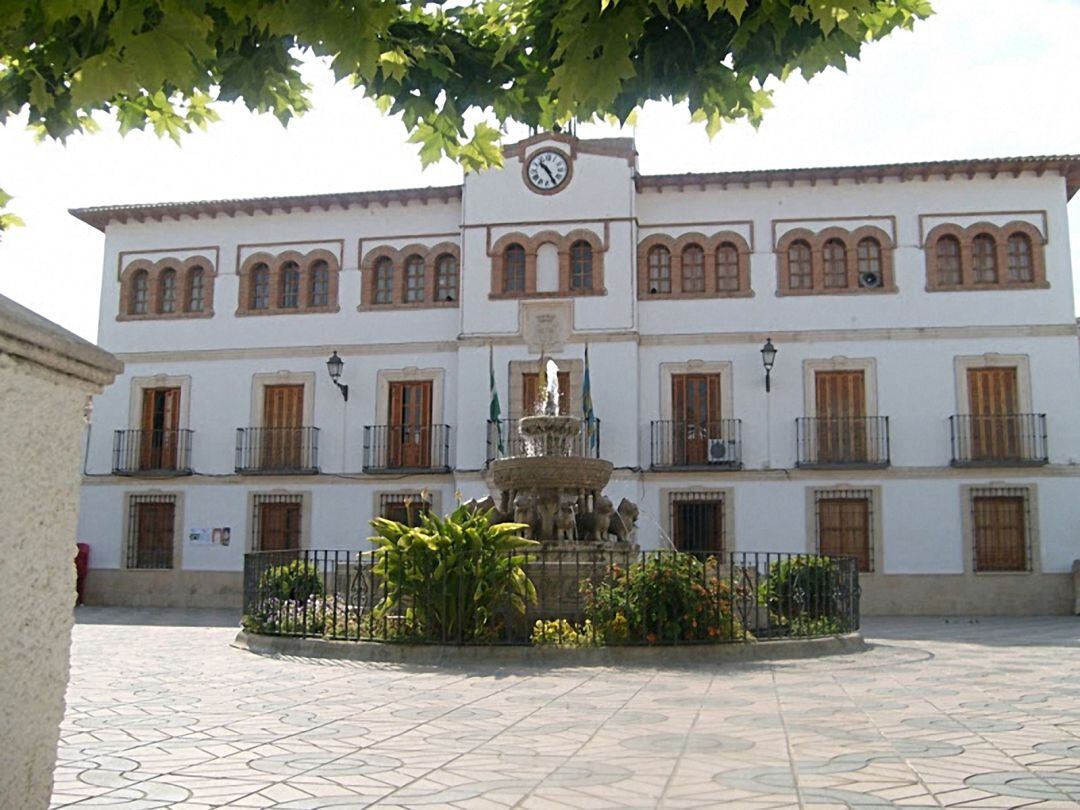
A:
[857,238,881,277]
[814,488,873,572]
[570,241,593,290]
[127,494,176,569]
[787,241,812,290]
[309,260,330,307]
[1006,234,1033,283]
[280,261,300,308]
[716,243,740,291]
[435,254,458,301]
[252,494,303,552]
[647,246,671,294]
[251,264,270,309]
[972,234,998,283]
[823,239,848,288]
[668,491,725,555]
[160,268,177,313]
[681,245,705,293]
[970,487,1031,572]
[379,492,432,527]
[504,244,526,292]
[374,257,394,304]
[131,270,149,314]
[187,267,205,312]
[935,235,962,286]
[405,255,425,302]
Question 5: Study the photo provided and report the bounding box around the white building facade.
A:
[74,134,1080,614]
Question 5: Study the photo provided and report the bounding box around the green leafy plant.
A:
[258,560,324,604]
[368,504,538,642]
[759,556,847,628]
[582,554,743,644]
[531,618,602,647]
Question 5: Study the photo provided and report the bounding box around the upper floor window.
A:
[186,267,205,312]
[435,254,458,302]
[131,270,149,315]
[251,263,271,310]
[681,245,705,293]
[361,243,460,308]
[787,241,813,290]
[119,255,216,320]
[159,268,177,313]
[647,246,672,294]
[715,243,740,292]
[925,221,1047,292]
[309,260,330,308]
[404,254,425,303]
[777,226,895,296]
[504,244,526,292]
[280,260,300,309]
[570,240,593,290]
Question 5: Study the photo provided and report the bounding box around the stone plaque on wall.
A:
[521,300,572,353]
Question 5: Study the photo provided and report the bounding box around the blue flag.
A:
[583,343,598,452]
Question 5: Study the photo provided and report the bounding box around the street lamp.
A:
[760,337,777,393]
[326,351,348,401]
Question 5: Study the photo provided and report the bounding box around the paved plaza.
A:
[51,610,1080,809]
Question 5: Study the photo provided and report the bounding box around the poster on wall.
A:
[211,528,232,546]
[188,528,212,545]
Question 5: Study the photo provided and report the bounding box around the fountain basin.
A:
[490,455,613,493]
[518,414,582,457]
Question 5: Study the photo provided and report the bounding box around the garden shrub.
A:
[581,553,743,644]
[531,618,602,647]
[258,560,324,603]
[759,556,846,629]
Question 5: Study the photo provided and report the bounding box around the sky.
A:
[1,0,1079,343]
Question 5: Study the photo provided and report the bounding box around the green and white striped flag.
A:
[489,345,504,454]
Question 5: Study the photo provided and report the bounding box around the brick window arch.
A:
[435,253,458,302]
[309,260,330,307]
[787,240,813,290]
[638,231,752,298]
[822,239,848,288]
[280,260,301,308]
[487,230,605,298]
[777,225,895,296]
[570,240,593,290]
[681,244,706,293]
[119,255,216,320]
[925,221,1047,291]
[238,249,340,315]
[131,269,149,315]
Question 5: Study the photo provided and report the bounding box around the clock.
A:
[525,149,571,192]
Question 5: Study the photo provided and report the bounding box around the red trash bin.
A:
[75,543,89,606]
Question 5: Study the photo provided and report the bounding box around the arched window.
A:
[570,240,593,290]
[972,234,997,283]
[936,235,962,286]
[251,263,270,310]
[787,241,812,290]
[404,254,425,303]
[822,239,847,288]
[186,267,205,312]
[131,269,149,314]
[435,254,458,301]
[715,243,740,292]
[373,257,394,304]
[647,245,671,294]
[280,260,300,308]
[681,244,705,293]
[856,238,882,283]
[309,259,330,307]
[159,268,177,313]
[504,244,526,293]
[1007,233,1033,283]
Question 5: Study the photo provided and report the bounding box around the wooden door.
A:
[522,371,570,415]
[262,384,304,469]
[139,387,180,470]
[134,501,174,568]
[672,374,720,465]
[258,502,302,551]
[967,368,1019,460]
[818,497,871,572]
[972,495,1025,571]
[388,380,432,468]
[815,371,866,463]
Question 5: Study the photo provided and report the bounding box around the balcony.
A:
[363,424,452,473]
[796,417,890,468]
[650,419,742,470]
[235,427,320,474]
[486,418,602,462]
[112,429,193,476]
[949,414,1048,467]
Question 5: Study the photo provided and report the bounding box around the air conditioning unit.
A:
[707,438,737,463]
[858,270,883,288]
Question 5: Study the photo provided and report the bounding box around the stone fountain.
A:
[485,359,640,552]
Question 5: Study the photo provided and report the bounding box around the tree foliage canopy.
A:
[0,0,932,227]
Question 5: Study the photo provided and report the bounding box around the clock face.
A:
[526,150,570,191]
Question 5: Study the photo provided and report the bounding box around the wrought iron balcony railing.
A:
[363,424,452,472]
[235,427,320,474]
[796,416,890,468]
[486,418,602,462]
[949,414,1048,466]
[113,429,193,475]
[650,419,742,469]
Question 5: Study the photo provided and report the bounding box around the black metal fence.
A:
[796,416,890,467]
[113,429,193,475]
[650,419,742,469]
[363,424,452,472]
[235,427,320,474]
[242,549,859,646]
[949,413,1048,466]
[486,418,601,461]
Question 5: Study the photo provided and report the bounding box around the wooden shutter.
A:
[139,387,180,470]
[672,374,721,465]
[815,371,866,463]
[134,501,174,569]
[967,368,1019,460]
[258,502,302,551]
[389,380,433,467]
[522,371,570,415]
[262,384,304,469]
[972,495,1026,571]
[817,497,871,572]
